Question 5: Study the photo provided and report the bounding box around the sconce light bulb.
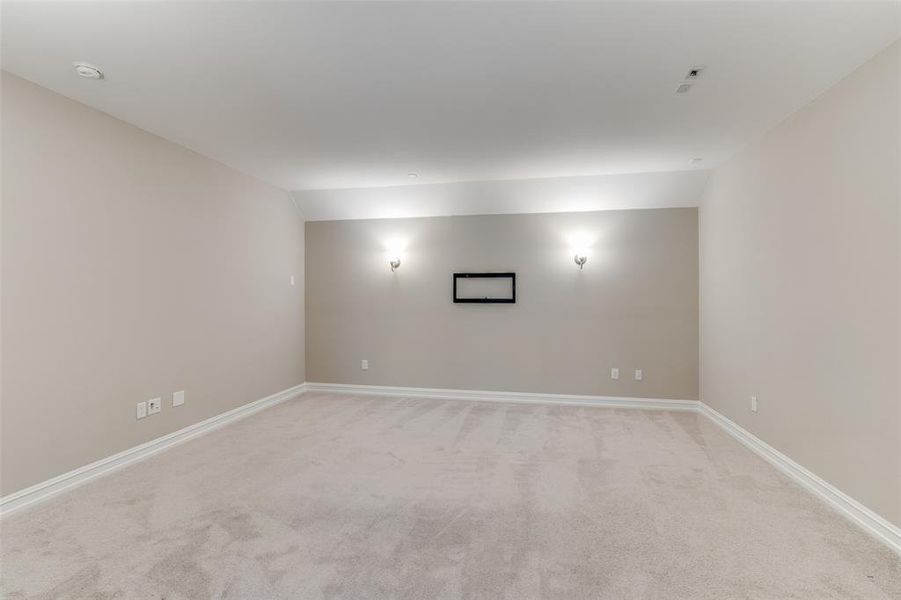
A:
[390,257,401,272]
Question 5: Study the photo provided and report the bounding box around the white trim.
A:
[3,381,897,556]
[304,383,899,554]
[698,402,901,554]
[0,383,307,518]
[303,382,699,411]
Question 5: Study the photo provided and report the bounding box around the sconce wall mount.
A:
[389,257,401,272]
[574,253,587,270]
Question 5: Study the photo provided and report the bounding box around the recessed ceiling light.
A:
[73,62,103,80]
[407,173,418,179]
[690,157,703,165]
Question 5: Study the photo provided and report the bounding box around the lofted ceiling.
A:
[2,1,899,217]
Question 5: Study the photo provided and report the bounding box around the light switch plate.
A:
[148,397,161,415]
[136,401,147,420]
[634,369,643,381]
[173,390,185,407]
[611,368,619,380]
[751,396,758,413]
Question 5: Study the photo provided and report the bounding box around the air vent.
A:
[675,83,693,94]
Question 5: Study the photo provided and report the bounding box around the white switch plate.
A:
[611,367,619,380]
[751,396,758,413]
[361,359,369,370]
[148,397,161,415]
[136,401,147,420]
[290,275,295,286]
[634,369,643,381]
[172,390,185,407]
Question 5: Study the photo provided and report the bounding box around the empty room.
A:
[1,1,899,598]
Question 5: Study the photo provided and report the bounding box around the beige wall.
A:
[306,208,698,400]
[700,42,900,525]
[1,73,305,495]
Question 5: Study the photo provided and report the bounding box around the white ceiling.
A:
[3,1,899,211]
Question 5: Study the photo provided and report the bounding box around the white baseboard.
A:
[698,402,901,554]
[305,383,899,554]
[0,383,307,518]
[303,382,700,411]
[4,380,897,556]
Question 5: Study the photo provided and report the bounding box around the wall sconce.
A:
[573,252,588,270]
[568,232,592,270]
[385,238,406,272]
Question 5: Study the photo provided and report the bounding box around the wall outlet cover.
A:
[611,367,619,380]
[361,359,369,370]
[751,396,758,413]
[148,398,161,415]
[635,369,643,381]
[173,390,185,407]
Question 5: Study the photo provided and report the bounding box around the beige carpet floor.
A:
[1,392,899,599]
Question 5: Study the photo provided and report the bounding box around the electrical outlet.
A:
[634,369,643,381]
[148,397,161,415]
[172,390,185,407]
[361,359,369,371]
[136,401,147,420]
[611,367,619,380]
[751,396,758,413]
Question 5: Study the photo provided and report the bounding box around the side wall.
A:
[1,73,305,495]
[699,42,900,525]
[306,208,699,400]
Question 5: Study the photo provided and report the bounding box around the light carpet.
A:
[1,392,899,599]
